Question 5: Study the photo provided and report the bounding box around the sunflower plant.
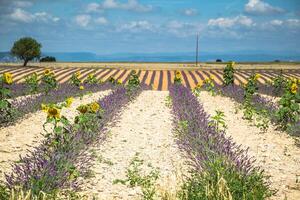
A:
[203,76,217,96]
[174,71,182,84]
[0,73,18,124]
[42,102,72,149]
[25,72,39,94]
[223,61,235,86]
[192,81,203,97]
[126,70,140,97]
[85,73,98,84]
[41,69,57,94]
[70,71,81,87]
[75,102,103,134]
[276,78,300,133]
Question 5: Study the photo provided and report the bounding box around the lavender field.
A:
[0,65,299,200]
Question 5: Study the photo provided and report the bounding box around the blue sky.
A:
[0,0,300,54]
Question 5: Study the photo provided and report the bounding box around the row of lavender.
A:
[0,71,143,199]
[169,84,272,199]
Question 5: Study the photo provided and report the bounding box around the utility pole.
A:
[196,33,199,67]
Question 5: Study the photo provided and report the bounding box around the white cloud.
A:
[183,8,198,16]
[9,8,59,23]
[118,20,154,32]
[86,0,152,13]
[286,19,300,28]
[208,15,255,28]
[9,8,33,23]
[75,15,91,27]
[270,19,283,26]
[166,20,203,37]
[245,0,284,15]
[94,17,108,25]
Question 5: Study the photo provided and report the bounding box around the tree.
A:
[40,56,56,62]
[11,37,42,66]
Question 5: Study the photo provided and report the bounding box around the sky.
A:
[0,0,300,54]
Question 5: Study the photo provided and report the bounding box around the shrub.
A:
[10,37,42,66]
[223,61,235,86]
[40,56,56,62]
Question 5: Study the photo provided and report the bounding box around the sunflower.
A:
[117,79,122,85]
[175,71,181,79]
[75,71,81,77]
[44,69,51,75]
[65,97,74,108]
[230,61,235,67]
[254,73,261,80]
[196,81,203,88]
[3,72,13,84]
[79,85,84,90]
[210,75,215,80]
[41,103,48,112]
[88,102,100,113]
[88,73,95,78]
[77,105,88,114]
[47,107,61,119]
[291,83,298,94]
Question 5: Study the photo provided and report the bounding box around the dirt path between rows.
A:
[197,91,300,200]
[80,91,187,200]
[0,90,111,181]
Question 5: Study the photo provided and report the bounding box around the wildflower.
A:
[79,85,84,90]
[3,72,13,84]
[89,102,100,113]
[41,104,48,112]
[77,105,88,114]
[44,69,51,75]
[65,97,74,108]
[254,73,261,80]
[291,83,298,94]
[230,61,235,67]
[88,73,94,78]
[47,107,61,119]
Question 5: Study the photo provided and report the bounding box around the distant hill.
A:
[1,51,300,62]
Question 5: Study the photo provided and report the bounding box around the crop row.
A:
[169,84,272,199]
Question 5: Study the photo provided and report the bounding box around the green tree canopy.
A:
[10,37,42,66]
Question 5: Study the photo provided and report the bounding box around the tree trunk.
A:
[23,59,29,66]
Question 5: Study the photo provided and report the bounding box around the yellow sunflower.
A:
[47,107,61,119]
[65,97,74,108]
[3,72,13,84]
[75,71,81,77]
[88,102,100,113]
[79,85,84,90]
[41,103,48,112]
[175,71,181,79]
[44,69,51,75]
[210,75,215,80]
[254,73,261,80]
[117,79,122,85]
[291,83,298,94]
[196,81,203,88]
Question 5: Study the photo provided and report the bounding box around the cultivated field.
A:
[0,62,299,200]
